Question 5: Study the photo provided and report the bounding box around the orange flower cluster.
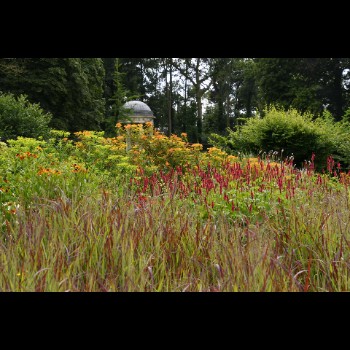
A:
[72,164,87,173]
[339,171,350,185]
[3,202,19,215]
[37,167,62,176]
[74,131,93,137]
[16,152,38,160]
[0,186,9,193]
[191,143,203,151]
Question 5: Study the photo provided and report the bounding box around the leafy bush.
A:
[209,107,350,170]
[313,111,350,170]
[0,92,52,141]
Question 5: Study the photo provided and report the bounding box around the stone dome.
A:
[121,100,155,124]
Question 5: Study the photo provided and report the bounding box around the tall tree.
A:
[173,58,212,143]
[236,58,258,119]
[254,58,299,112]
[79,58,105,130]
[0,58,106,131]
[102,58,116,118]
[118,58,145,100]
[318,58,348,120]
[254,58,350,119]
[209,58,232,133]
[167,57,173,135]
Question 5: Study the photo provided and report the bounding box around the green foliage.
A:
[254,58,324,116]
[1,58,349,151]
[78,58,106,130]
[207,132,234,154]
[325,121,350,170]
[2,129,350,291]
[0,58,106,132]
[254,58,350,120]
[103,59,140,135]
[342,107,350,123]
[209,107,350,170]
[0,92,51,141]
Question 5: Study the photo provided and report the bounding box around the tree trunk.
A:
[333,59,344,121]
[183,64,187,132]
[196,91,203,143]
[168,58,173,136]
[217,93,225,133]
[226,96,231,129]
[246,80,253,118]
[165,61,169,133]
[139,60,145,102]
[195,59,202,143]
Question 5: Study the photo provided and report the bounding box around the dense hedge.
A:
[209,107,350,171]
[0,92,52,141]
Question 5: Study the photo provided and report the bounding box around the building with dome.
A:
[120,100,155,125]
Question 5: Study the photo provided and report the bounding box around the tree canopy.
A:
[0,57,349,142]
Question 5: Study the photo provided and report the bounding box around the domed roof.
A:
[122,101,154,117]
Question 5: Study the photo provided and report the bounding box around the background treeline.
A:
[1,57,350,145]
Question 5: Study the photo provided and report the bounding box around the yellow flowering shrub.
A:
[115,124,198,171]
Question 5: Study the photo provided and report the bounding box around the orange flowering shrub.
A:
[114,123,236,173]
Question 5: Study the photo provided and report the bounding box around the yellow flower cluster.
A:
[75,142,85,149]
[227,155,239,163]
[248,157,259,163]
[124,124,144,131]
[268,161,281,168]
[207,147,226,156]
[191,143,203,151]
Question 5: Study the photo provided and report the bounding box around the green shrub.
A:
[209,107,347,170]
[0,92,52,141]
[325,118,350,171]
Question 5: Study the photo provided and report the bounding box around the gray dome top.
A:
[122,101,154,117]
